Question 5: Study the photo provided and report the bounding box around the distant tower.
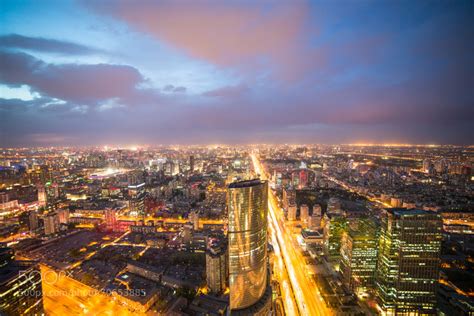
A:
[310,204,322,229]
[43,212,59,235]
[189,211,199,230]
[227,179,272,313]
[128,182,146,218]
[375,209,442,315]
[105,208,117,232]
[287,204,297,221]
[189,155,195,173]
[57,209,70,224]
[28,210,39,234]
[37,185,47,207]
[300,204,309,226]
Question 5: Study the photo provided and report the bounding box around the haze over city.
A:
[1,0,473,146]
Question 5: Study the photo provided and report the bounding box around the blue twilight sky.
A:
[0,0,473,146]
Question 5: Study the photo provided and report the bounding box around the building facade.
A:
[375,208,442,315]
[340,218,379,296]
[227,179,269,311]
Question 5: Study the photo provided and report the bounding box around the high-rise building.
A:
[375,208,442,315]
[189,155,195,173]
[310,204,322,229]
[28,210,39,234]
[57,209,70,224]
[287,204,297,221]
[105,208,117,232]
[43,212,59,235]
[128,182,146,218]
[227,179,272,314]
[37,185,47,207]
[0,247,44,315]
[323,213,348,266]
[189,211,199,230]
[300,204,310,225]
[340,218,379,296]
[206,244,227,294]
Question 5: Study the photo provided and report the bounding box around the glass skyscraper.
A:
[375,208,442,315]
[227,179,269,311]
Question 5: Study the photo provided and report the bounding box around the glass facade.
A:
[227,179,268,310]
[340,218,379,296]
[375,208,442,315]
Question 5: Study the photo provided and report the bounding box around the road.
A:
[251,154,332,316]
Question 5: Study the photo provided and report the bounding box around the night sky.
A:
[1,0,473,146]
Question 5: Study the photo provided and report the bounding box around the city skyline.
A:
[1,1,473,146]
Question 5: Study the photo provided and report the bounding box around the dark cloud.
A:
[0,34,101,55]
[0,50,144,104]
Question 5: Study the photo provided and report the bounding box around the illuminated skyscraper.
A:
[128,182,146,218]
[375,209,442,315]
[323,213,348,265]
[189,155,195,173]
[105,208,117,232]
[206,244,227,294]
[227,179,271,314]
[340,218,379,296]
[43,212,59,235]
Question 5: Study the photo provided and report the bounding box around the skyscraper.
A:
[375,208,442,315]
[128,182,146,218]
[189,155,195,173]
[323,213,348,266]
[206,243,227,294]
[340,218,379,296]
[43,212,59,235]
[227,179,272,314]
[0,247,44,315]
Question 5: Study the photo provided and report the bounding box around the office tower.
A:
[310,204,322,229]
[57,209,70,224]
[37,185,47,207]
[227,179,272,314]
[189,155,195,172]
[375,209,442,315]
[340,218,379,296]
[0,247,44,315]
[189,211,199,230]
[287,204,297,221]
[28,210,39,234]
[206,244,227,294]
[323,213,348,265]
[300,204,309,225]
[43,212,59,235]
[105,208,117,232]
[128,182,146,218]
[282,188,295,212]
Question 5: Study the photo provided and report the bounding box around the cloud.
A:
[203,84,248,98]
[0,34,101,55]
[0,50,145,104]
[84,1,313,81]
[163,84,186,93]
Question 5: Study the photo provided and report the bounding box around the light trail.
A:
[251,153,332,316]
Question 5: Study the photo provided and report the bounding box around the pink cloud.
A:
[86,1,313,80]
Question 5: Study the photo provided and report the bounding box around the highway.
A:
[251,154,332,316]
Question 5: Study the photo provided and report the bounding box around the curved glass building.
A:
[227,179,268,310]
